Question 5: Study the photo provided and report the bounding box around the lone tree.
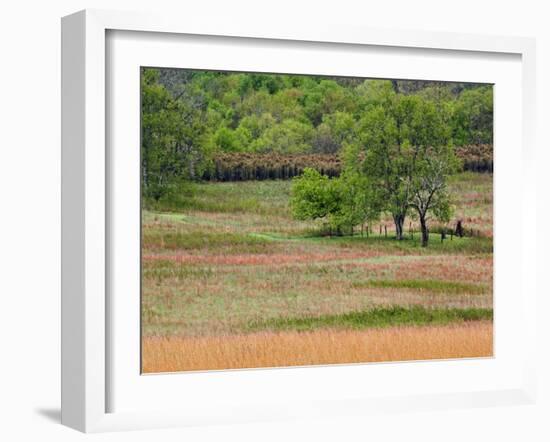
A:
[357,89,455,243]
[408,146,459,246]
[357,99,410,240]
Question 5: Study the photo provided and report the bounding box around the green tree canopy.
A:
[354,93,455,244]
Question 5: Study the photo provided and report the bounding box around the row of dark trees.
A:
[202,153,341,181]
[201,144,493,181]
[455,144,494,173]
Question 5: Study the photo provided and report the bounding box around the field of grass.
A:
[141,172,493,372]
[142,322,493,372]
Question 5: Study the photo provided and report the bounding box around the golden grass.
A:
[142,321,493,373]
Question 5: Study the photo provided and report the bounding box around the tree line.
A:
[202,152,341,181]
[141,68,493,201]
[202,145,492,181]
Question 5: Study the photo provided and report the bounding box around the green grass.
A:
[247,306,493,333]
[143,174,493,252]
[141,174,493,338]
[353,279,488,295]
[144,180,292,216]
[301,233,493,255]
[142,230,271,252]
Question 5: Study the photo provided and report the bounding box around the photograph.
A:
[140,67,494,373]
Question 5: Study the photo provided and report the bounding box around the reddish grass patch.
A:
[143,250,381,266]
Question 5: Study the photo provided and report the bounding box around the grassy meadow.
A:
[141,172,493,372]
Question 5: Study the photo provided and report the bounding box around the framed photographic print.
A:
[139,67,494,374]
[61,9,538,433]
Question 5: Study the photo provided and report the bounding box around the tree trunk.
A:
[420,216,429,247]
[393,214,405,240]
[394,219,401,240]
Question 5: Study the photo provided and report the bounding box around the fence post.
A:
[455,220,464,237]
[384,225,387,238]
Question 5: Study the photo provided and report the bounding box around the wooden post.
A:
[379,225,382,235]
[455,220,464,237]
[384,225,387,238]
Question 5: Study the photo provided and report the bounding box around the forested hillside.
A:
[141,68,493,200]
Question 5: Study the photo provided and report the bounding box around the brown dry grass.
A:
[142,321,493,373]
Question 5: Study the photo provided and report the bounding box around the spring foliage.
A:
[141,68,492,200]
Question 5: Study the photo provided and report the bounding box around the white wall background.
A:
[0,1,548,441]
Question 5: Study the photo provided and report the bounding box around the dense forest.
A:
[141,68,493,202]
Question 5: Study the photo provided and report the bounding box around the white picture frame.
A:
[61,9,537,433]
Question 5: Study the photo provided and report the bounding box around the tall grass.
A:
[142,322,493,373]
